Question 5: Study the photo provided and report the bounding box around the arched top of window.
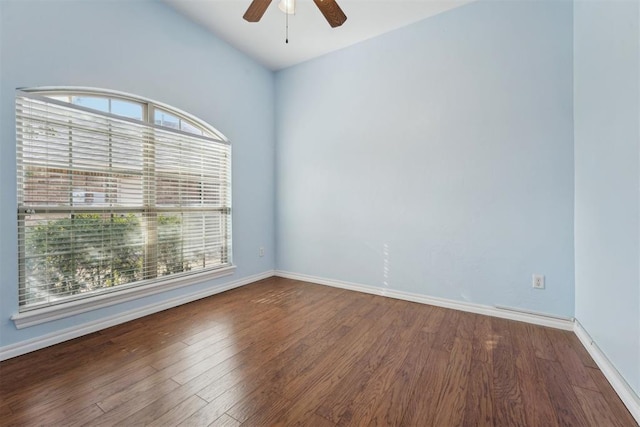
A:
[20,86,227,141]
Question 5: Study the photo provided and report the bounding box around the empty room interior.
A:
[0,0,639,425]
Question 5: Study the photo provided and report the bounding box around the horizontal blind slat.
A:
[17,90,231,311]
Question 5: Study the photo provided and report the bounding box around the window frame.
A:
[12,87,235,328]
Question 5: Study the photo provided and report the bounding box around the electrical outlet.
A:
[259,247,265,257]
[532,274,545,289]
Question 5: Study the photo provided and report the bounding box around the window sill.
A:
[11,265,236,329]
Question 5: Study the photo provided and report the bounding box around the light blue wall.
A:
[0,0,276,347]
[275,0,575,317]
[574,0,640,395]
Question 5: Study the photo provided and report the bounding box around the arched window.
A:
[15,88,232,318]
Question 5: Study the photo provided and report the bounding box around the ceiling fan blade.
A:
[313,0,347,28]
[243,0,272,22]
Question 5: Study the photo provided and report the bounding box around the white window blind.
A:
[16,90,231,312]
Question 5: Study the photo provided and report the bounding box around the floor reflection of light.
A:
[485,333,499,351]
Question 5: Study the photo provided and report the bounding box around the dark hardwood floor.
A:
[0,277,636,426]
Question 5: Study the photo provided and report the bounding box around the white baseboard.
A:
[275,270,574,330]
[574,320,640,424]
[0,270,275,362]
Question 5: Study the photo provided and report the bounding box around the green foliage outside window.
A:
[26,213,187,298]
[157,215,191,275]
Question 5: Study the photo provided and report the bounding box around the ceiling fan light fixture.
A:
[278,0,296,15]
[243,0,346,28]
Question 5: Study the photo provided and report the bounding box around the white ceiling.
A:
[163,0,473,71]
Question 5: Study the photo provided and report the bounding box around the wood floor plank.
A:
[587,367,638,426]
[92,378,181,426]
[430,337,473,426]
[536,358,591,426]
[171,321,312,408]
[194,290,353,403]
[178,291,359,422]
[263,323,352,394]
[278,301,396,402]
[510,321,558,427]
[3,399,96,427]
[250,303,402,425]
[176,321,234,348]
[168,333,264,387]
[198,359,276,402]
[115,385,206,426]
[231,386,302,427]
[573,385,629,427]
[176,389,242,427]
[210,413,241,427]
[331,306,436,426]
[470,313,493,364]
[491,318,528,426]
[421,305,446,334]
[0,338,107,394]
[227,387,291,424]
[175,282,347,384]
[55,403,105,427]
[295,293,378,347]
[147,394,208,427]
[6,342,179,413]
[97,370,177,413]
[545,327,599,391]
[526,323,557,361]
[165,288,328,386]
[150,333,240,373]
[462,357,493,426]
[0,403,12,419]
[398,347,450,425]
[0,277,634,427]
[456,311,477,341]
[2,364,158,425]
[195,340,305,403]
[430,307,461,352]
[315,324,404,424]
[367,332,435,426]
[565,330,599,369]
[301,413,337,427]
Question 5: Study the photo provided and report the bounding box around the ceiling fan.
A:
[243,0,347,28]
